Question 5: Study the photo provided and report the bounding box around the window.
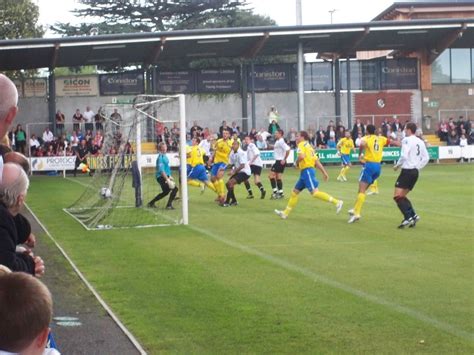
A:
[431,50,450,83]
[451,48,471,83]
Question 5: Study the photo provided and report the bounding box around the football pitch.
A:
[27,164,473,354]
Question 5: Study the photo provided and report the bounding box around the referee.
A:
[393,122,429,228]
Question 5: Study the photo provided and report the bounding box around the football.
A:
[100,187,112,198]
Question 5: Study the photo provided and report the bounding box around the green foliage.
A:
[52,0,251,35]
[0,0,44,78]
[27,164,474,353]
[0,0,44,39]
[54,66,97,76]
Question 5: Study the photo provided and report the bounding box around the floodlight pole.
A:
[296,0,305,131]
[179,94,189,225]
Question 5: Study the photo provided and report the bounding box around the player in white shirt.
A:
[198,135,212,165]
[393,122,429,228]
[268,129,290,199]
[243,136,266,199]
[222,140,251,207]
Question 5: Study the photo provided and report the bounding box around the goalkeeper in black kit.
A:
[148,142,178,210]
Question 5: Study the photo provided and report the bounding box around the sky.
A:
[37,0,396,35]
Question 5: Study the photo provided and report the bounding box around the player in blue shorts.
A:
[336,131,355,182]
[187,138,217,194]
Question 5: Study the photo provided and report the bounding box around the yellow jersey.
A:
[186,145,193,165]
[362,135,388,163]
[337,137,355,155]
[213,138,232,164]
[297,141,317,170]
[190,145,205,166]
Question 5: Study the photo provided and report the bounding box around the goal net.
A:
[64,94,189,230]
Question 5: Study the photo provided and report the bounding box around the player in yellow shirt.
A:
[336,131,355,182]
[209,130,232,203]
[187,138,217,194]
[348,124,388,223]
[274,131,343,219]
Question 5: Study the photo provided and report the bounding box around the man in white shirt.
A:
[243,136,266,199]
[42,128,54,143]
[268,129,290,199]
[83,106,95,131]
[198,135,212,165]
[393,122,429,228]
[222,140,251,207]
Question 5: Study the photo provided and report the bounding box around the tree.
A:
[52,0,251,35]
[174,9,276,30]
[0,0,43,39]
[0,0,44,78]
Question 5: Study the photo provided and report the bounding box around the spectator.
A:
[469,127,474,145]
[267,105,279,124]
[190,121,202,138]
[218,121,232,138]
[7,129,15,150]
[72,108,83,132]
[0,163,44,276]
[316,130,326,148]
[335,125,345,141]
[231,121,240,136]
[249,128,257,140]
[70,131,79,149]
[55,109,65,136]
[95,107,104,132]
[327,136,336,149]
[255,134,268,150]
[438,118,449,142]
[447,130,459,146]
[351,118,365,141]
[287,128,297,148]
[14,124,26,155]
[258,128,271,142]
[42,128,54,144]
[45,144,55,157]
[268,120,280,138]
[381,118,390,136]
[93,131,103,148]
[29,134,40,156]
[0,272,59,355]
[355,132,363,147]
[391,117,403,132]
[83,106,95,132]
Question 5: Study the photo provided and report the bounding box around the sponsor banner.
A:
[248,64,292,92]
[439,145,473,159]
[30,147,442,172]
[24,78,47,97]
[99,72,145,96]
[294,62,332,91]
[316,147,438,163]
[56,75,99,97]
[380,58,418,90]
[156,71,196,94]
[196,68,240,93]
[30,156,76,171]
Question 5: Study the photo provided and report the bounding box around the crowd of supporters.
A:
[437,116,473,146]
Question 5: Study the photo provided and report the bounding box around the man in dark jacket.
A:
[0,163,44,276]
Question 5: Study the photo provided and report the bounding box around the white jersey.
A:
[273,137,290,160]
[83,110,95,123]
[199,139,211,156]
[396,135,429,170]
[246,143,263,167]
[230,148,251,176]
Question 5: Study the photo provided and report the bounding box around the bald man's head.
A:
[0,162,29,212]
[0,74,19,139]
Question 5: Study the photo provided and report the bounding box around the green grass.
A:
[27,164,474,354]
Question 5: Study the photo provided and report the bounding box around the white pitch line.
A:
[24,203,148,355]
[188,224,473,342]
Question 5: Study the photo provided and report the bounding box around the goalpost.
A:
[64,94,188,230]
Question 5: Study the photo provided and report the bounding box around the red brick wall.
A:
[354,92,413,127]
